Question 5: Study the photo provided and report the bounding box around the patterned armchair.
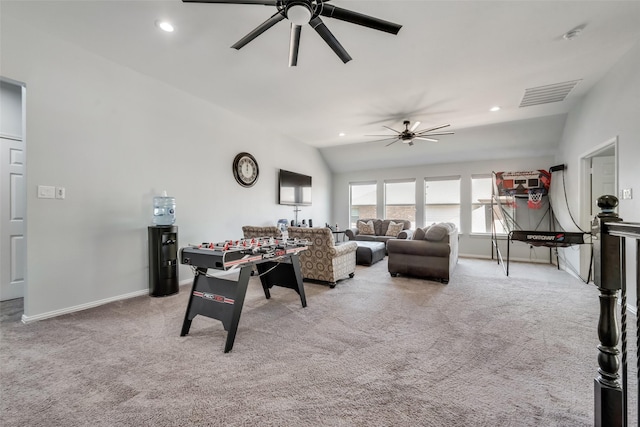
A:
[242,226,283,239]
[287,227,357,288]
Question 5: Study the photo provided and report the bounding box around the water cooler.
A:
[148,225,179,297]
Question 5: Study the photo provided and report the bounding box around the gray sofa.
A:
[344,219,412,245]
[387,222,458,284]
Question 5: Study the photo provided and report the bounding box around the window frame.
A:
[470,174,506,236]
[349,181,378,228]
[424,175,461,230]
[383,179,416,229]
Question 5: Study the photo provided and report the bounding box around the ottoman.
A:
[355,241,386,266]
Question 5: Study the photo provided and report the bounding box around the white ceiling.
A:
[3,1,640,172]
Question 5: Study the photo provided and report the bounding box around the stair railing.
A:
[592,195,640,427]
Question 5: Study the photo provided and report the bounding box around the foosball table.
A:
[179,237,310,353]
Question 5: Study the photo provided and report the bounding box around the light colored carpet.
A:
[0,257,635,426]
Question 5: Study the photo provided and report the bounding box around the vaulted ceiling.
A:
[3,1,640,172]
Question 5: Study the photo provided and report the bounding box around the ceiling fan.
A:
[182,0,402,66]
[366,120,455,146]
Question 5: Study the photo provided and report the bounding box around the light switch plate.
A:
[37,185,55,199]
[622,188,632,200]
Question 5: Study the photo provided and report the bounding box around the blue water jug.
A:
[152,191,175,225]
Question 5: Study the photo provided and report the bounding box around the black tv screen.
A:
[279,169,312,206]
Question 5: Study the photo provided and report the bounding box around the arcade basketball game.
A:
[491,168,587,275]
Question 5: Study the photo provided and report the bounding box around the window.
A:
[471,175,505,234]
[384,180,416,229]
[349,182,377,227]
[424,177,460,230]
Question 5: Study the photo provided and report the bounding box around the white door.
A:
[591,156,616,216]
[0,135,26,300]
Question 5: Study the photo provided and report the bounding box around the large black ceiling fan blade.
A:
[419,132,455,136]
[289,24,302,67]
[231,12,285,50]
[365,137,396,144]
[414,124,451,134]
[309,16,352,63]
[381,125,401,134]
[183,0,277,5]
[319,4,401,35]
[385,139,399,147]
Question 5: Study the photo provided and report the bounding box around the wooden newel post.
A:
[592,195,623,427]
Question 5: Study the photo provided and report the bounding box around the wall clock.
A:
[232,152,259,188]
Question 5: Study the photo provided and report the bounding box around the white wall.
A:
[332,155,556,262]
[555,40,640,307]
[1,16,331,320]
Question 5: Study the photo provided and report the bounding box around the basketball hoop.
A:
[528,190,543,209]
[504,189,517,208]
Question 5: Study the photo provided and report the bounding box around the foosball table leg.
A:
[291,254,307,308]
[223,266,252,353]
[180,268,206,336]
[255,254,307,308]
[262,284,271,300]
[179,265,252,353]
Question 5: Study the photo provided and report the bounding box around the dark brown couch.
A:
[344,219,412,246]
[387,222,458,283]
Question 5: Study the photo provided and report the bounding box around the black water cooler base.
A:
[150,278,179,297]
[148,225,179,297]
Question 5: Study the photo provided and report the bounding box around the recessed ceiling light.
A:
[339,132,346,137]
[490,106,501,112]
[156,21,174,32]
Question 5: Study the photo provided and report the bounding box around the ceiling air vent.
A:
[519,80,581,108]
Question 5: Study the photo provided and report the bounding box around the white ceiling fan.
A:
[366,120,454,146]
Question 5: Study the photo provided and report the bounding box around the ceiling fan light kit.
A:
[286,1,312,25]
[182,0,402,66]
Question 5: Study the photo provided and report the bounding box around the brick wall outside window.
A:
[384,205,416,225]
[351,205,416,229]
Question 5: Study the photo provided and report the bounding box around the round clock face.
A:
[233,152,259,187]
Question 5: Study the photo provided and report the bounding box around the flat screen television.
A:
[279,169,312,206]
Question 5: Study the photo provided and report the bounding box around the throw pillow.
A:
[413,227,427,241]
[385,221,405,237]
[357,220,375,235]
[425,224,448,242]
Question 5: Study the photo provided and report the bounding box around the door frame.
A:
[0,76,27,306]
[579,136,618,281]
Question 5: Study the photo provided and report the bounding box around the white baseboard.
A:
[21,289,149,324]
[21,279,194,324]
[458,253,492,260]
[458,253,552,263]
[19,276,198,324]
